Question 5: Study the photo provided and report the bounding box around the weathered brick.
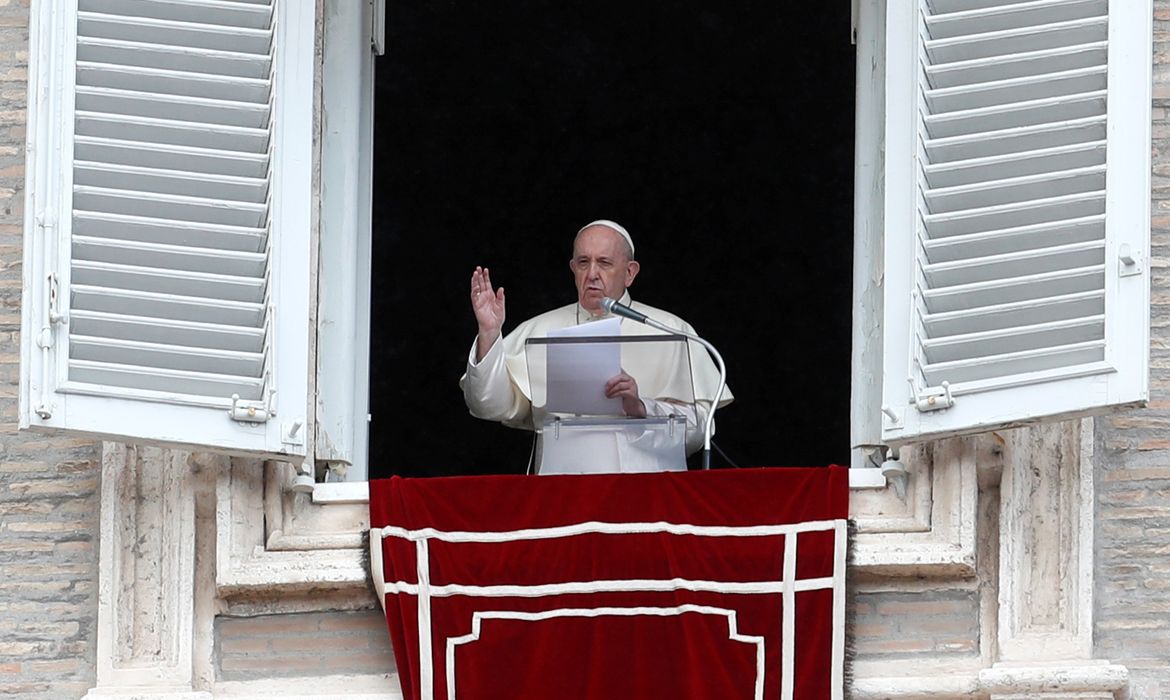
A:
[21,658,79,675]
[219,637,270,654]
[0,92,100,682]
[0,540,51,553]
[849,590,980,659]
[4,520,90,534]
[270,634,371,653]
[216,611,396,681]
[0,640,54,656]
[4,477,97,497]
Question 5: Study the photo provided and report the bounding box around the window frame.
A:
[314,0,377,480]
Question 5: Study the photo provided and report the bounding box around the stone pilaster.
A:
[978,420,1127,699]
[85,444,209,700]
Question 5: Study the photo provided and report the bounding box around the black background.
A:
[367,1,856,478]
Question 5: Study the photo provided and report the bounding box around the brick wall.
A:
[215,611,395,682]
[850,590,981,659]
[0,2,103,698]
[1092,5,1170,698]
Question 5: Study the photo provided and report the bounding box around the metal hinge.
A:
[35,211,65,420]
[1119,244,1143,278]
[914,381,954,413]
[229,391,275,424]
[46,272,67,325]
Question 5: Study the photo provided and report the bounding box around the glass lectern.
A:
[524,333,695,474]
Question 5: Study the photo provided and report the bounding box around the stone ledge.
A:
[850,673,982,699]
[849,661,1130,699]
[213,673,402,699]
[977,662,1129,697]
[84,690,213,700]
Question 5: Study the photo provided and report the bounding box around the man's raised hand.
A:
[471,266,505,362]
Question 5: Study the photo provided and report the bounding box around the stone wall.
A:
[0,2,104,698]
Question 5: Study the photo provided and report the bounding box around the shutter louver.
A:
[916,0,1109,392]
[70,0,275,406]
[880,0,1150,444]
[20,0,314,457]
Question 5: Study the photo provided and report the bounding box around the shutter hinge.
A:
[881,405,903,430]
[37,273,64,350]
[1119,244,1143,278]
[914,381,954,413]
[229,391,275,424]
[46,272,67,326]
[35,210,65,420]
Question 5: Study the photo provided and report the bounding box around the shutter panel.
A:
[880,0,1150,445]
[20,0,314,457]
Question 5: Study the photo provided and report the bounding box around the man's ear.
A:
[625,260,640,287]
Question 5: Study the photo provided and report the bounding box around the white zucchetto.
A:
[577,219,635,259]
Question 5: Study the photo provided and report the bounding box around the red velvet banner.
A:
[369,466,849,700]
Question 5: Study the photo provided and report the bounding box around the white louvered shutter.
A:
[880,0,1150,445]
[20,0,314,458]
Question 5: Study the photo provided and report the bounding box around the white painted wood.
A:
[851,0,886,468]
[20,0,315,459]
[316,0,375,477]
[880,0,1151,446]
[371,0,386,55]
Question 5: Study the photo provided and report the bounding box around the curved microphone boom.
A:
[601,297,728,469]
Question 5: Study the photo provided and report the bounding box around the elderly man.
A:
[460,219,733,472]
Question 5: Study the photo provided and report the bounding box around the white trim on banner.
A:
[445,606,766,700]
[370,518,848,700]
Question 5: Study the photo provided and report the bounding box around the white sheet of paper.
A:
[544,317,623,415]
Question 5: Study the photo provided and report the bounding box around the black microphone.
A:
[601,297,649,323]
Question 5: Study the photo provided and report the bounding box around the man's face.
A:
[570,226,640,314]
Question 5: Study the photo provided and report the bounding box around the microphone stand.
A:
[602,298,728,469]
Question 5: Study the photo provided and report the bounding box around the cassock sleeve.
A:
[460,335,532,425]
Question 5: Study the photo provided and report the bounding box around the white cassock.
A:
[460,291,734,473]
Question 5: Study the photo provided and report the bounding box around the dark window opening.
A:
[368,2,856,478]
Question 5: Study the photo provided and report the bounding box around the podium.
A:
[524,333,695,474]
